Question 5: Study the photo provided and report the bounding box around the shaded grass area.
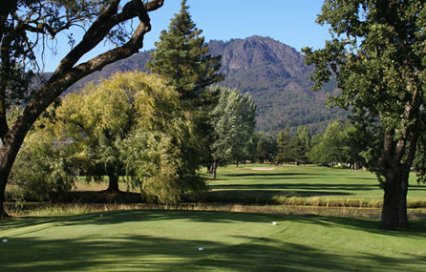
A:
[206,165,426,208]
[6,202,426,221]
[62,191,142,203]
[1,210,426,271]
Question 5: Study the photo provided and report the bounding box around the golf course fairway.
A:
[1,211,425,271]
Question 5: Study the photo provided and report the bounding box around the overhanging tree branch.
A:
[17,0,164,129]
[0,0,165,217]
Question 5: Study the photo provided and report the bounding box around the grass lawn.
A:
[0,210,425,271]
[12,163,422,209]
[6,164,426,210]
[206,164,426,207]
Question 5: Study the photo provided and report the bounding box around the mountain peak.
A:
[244,35,287,46]
[70,36,341,134]
[209,35,310,83]
[245,35,275,42]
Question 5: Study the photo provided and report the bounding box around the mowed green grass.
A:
[56,164,425,208]
[1,210,426,272]
[206,164,426,207]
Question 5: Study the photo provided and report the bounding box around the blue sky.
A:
[41,0,330,72]
[148,0,330,50]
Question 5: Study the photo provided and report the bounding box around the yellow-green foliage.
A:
[58,72,204,203]
[10,127,75,201]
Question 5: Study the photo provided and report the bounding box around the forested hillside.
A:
[208,36,345,134]
[70,36,346,134]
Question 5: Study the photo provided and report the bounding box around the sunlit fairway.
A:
[1,210,426,271]
[3,164,425,271]
[206,164,426,208]
[66,164,426,208]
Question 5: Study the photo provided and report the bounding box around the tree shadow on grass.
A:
[58,210,280,226]
[205,190,352,205]
[79,211,426,239]
[210,183,380,191]
[0,235,354,272]
[63,191,142,203]
[409,185,426,191]
[10,210,426,237]
[1,212,426,272]
[350,177,378,180]
[0,217,52,233]
[288,215,426,238]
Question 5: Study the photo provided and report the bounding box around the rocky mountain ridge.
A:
[70,35,345,134]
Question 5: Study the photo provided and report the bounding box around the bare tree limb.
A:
[7,0,165,142]
[51,0,122,79]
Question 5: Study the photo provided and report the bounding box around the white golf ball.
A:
[198,247,204,251]
[2,239,8,243]
[272,221,278,225]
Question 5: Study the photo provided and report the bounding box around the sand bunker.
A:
[250,167,275,171]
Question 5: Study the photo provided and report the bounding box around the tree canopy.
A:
[146,0,222,99]
[12,72,205,203]
[303,0,426,229]
[209,86,256,178]
[146,0,223,177]
[0,0,165,217]
[308,121,365,168]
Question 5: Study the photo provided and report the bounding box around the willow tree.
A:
[0,0,165,217]
[56,72,204,201]
[303,0,426,229]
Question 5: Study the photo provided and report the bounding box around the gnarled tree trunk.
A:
[379,108,419,230]
[380,166,409,229]
[0,119,31,217]
[378,81,421,230]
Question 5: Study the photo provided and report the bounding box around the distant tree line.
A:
[253,121,359,167]
[254,120,425,174]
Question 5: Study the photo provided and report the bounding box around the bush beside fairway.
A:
[0,210,425,271]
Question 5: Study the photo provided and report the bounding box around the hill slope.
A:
[71,36,345,134]
[208,36,345,133]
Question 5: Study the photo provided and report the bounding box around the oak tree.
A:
[304,0,426,229]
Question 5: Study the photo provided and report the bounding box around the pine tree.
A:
[146,0,222,99]
[276,128,292,164]
[146,0,223,176]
